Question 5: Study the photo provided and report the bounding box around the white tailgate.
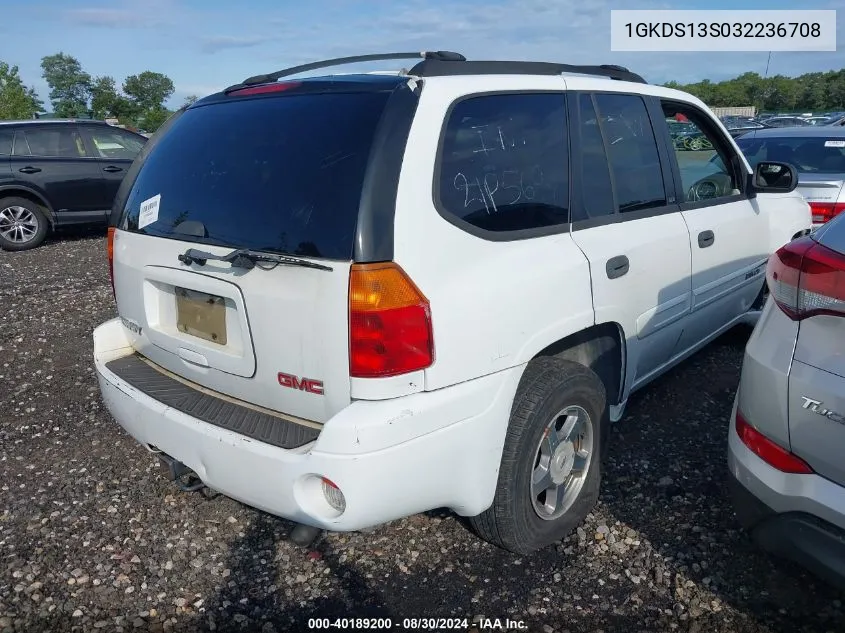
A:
[112,230,351,423]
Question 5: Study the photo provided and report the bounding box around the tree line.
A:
[0,53,198,131]
[664,69,845,113]
[2,54,844,127]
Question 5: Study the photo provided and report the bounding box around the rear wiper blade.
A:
[178,248,333,271]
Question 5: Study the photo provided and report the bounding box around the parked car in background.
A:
[728,210,845,590]
[803,116,833,126]
[824,114,845,127]
[733,127,845,226]
[93,51,811,555]
[760,116,813,128]
[0,119,146,251]
[720,116,771,138]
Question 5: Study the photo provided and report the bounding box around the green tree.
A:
[826,70,845,110]
[89,75,120,119]
[123,71,175,112]
[666,67,845,112]
[40,53,91,117]
[112,97,140,125]
[0,62,43,119]
[181,94,199,108]
[142,106,172,132]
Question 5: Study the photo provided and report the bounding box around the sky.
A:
[2,0,843,110]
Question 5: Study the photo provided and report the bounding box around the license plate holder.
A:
[175,287,227,345]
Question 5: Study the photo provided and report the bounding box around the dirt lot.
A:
[1,232,844,633]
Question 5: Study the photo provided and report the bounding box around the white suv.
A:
[93,52,812,554]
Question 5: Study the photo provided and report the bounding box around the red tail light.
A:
[808,202,845,224]
[107,227,116,299]
[348,263,434,378]
[735,409,813,474]
[766,235,845,320]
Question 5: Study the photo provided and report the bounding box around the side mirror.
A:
[752,161,799,194]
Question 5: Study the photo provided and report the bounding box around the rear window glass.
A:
[737,137,845,174]
[119,92,390,259]
[436,93,569,233]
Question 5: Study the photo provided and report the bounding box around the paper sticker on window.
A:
[824,140,845,148]
[138,194,161,229]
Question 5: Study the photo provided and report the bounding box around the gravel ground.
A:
[1,232,844,633]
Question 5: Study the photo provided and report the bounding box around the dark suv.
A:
[0,119,147,251]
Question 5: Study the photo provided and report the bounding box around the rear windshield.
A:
[736,136,845,174]
[119,91,390,259]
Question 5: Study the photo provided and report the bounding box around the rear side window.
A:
[593,93,666,213]
[119,92,391,259]
[436,93,569,233]
[575,94,615,220]
[737,137,845,174]
[13,127,87,158]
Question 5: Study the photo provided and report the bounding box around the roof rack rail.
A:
[229,51,465,90]
[407,59,646,83]
[224,52,646,93]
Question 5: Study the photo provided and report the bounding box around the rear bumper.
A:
[728,396,845,589]
[729,475,845,590]
[93,318,522,531]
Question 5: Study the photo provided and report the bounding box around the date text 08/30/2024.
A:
[307,618,529,630]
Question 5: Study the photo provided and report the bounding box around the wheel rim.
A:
[0,206,39,244]
[531,405,594,521]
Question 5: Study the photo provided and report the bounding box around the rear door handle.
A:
[103,165,124,173]
[606,255,629,280]
[18,166,41,174]
[698,230,715,248]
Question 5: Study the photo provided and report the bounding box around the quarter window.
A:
[593,93,666,213]
[437,93,569,233]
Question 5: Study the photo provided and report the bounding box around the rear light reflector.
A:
[107,227,116,299]
[228,81,302,96]
[348,263,434,378]
[735,410,813,474]
[809,202,845,224]
[766,235,845,320]
[321,477,346,514]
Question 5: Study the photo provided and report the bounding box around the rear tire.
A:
[470,357,608,554]
[0,197,49,251]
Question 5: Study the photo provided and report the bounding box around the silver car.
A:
[734,127,845,226]
[728,210,845,588]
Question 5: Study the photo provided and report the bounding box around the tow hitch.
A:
[156,450,318,546]
[158,453,207,493]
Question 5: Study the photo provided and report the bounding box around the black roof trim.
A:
[225,53,646,93]
[407,60,646,83]
[227,51,465,91]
